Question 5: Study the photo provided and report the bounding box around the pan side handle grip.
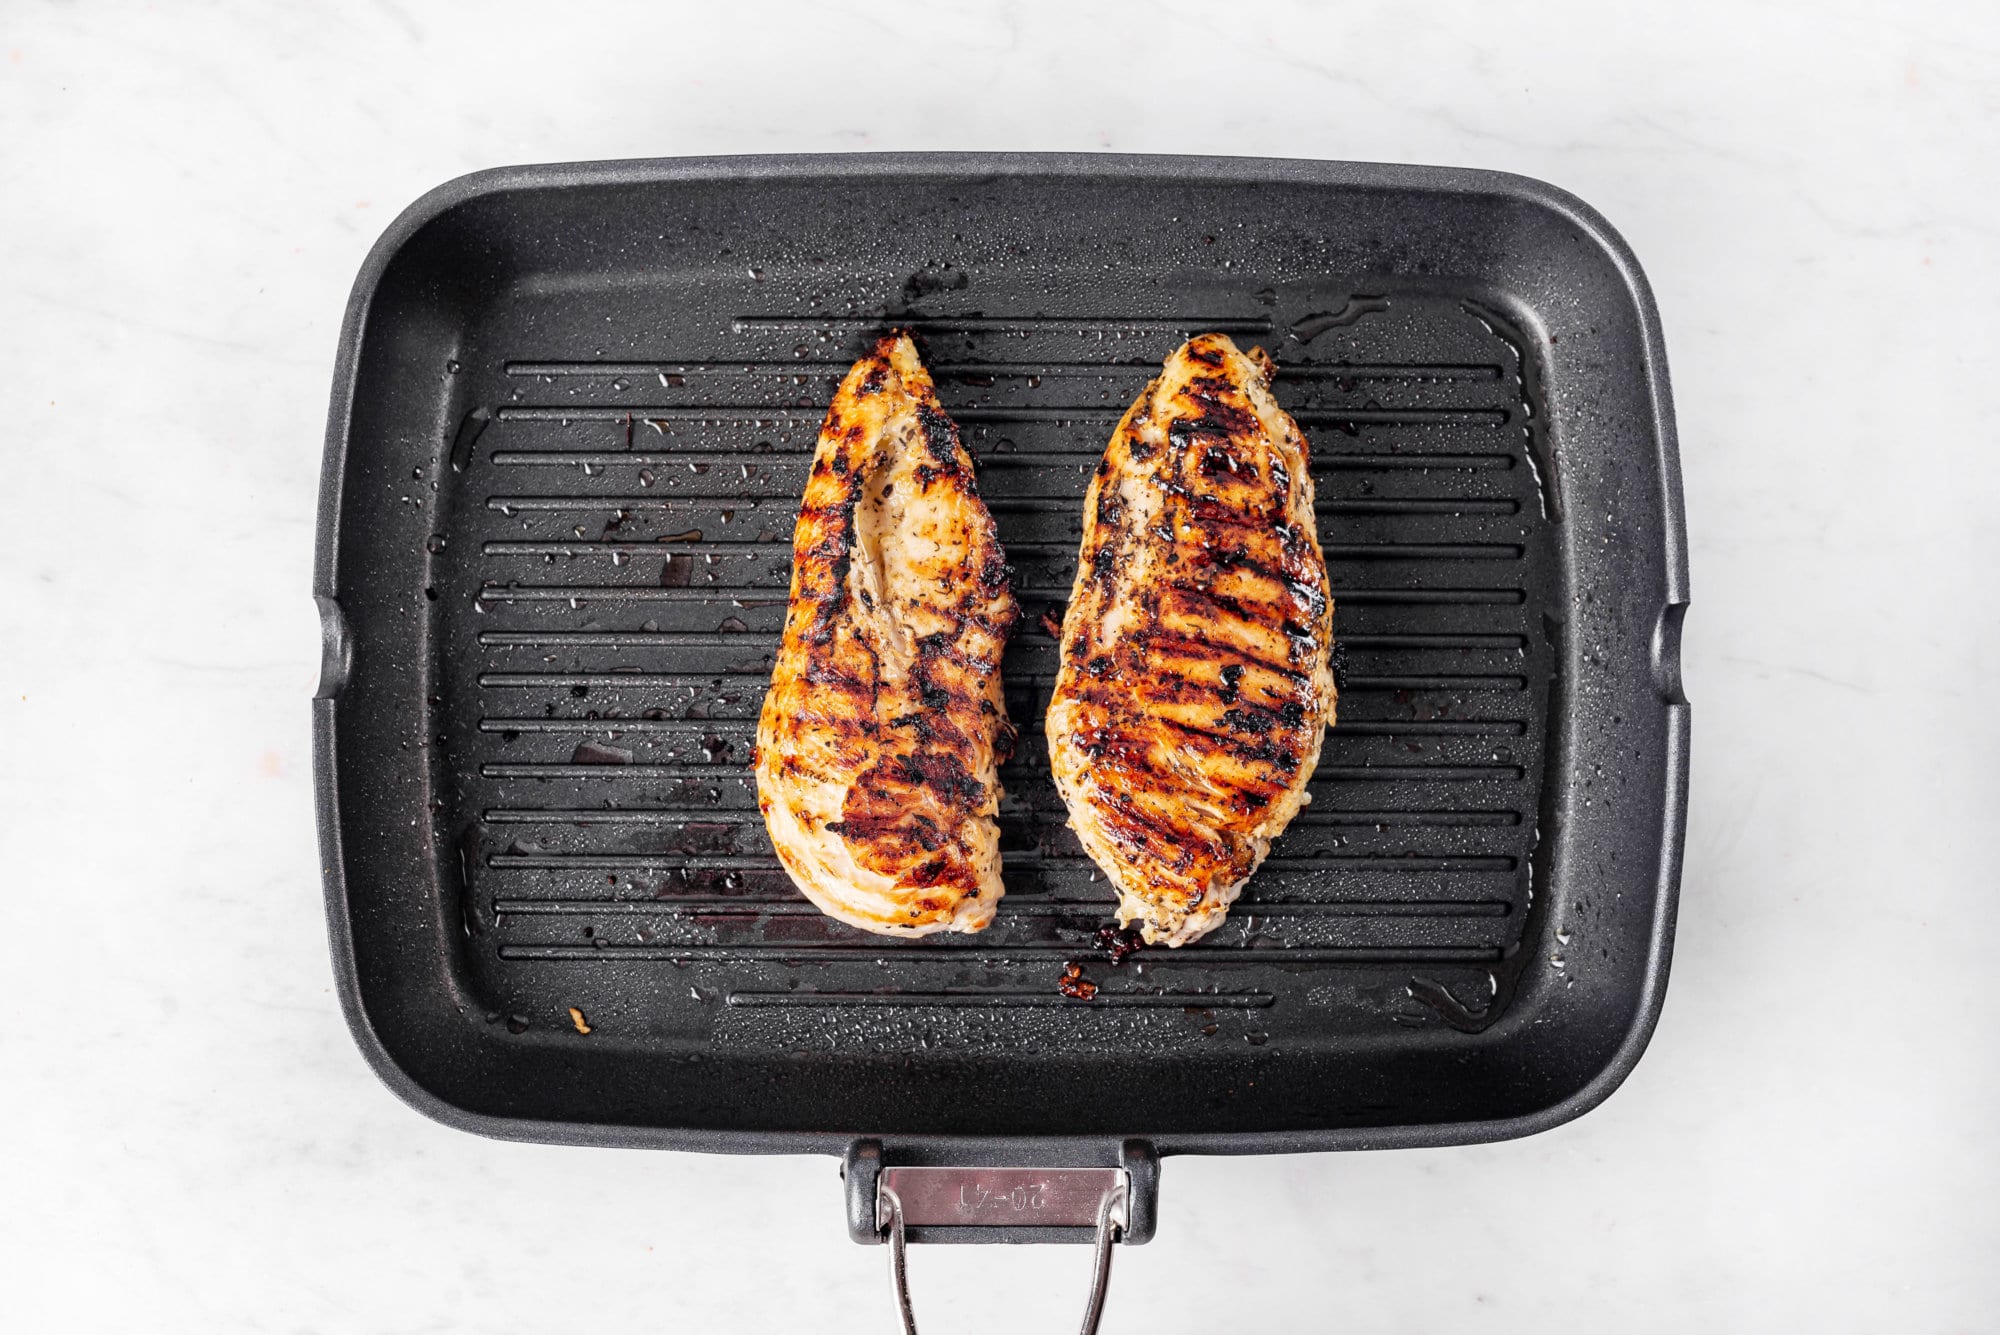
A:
[315,595,353,700]
[842,1139,1159,1246]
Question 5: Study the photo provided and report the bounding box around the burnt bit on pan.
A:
[1057,962,1099,1000]
[1093,924,1145,965]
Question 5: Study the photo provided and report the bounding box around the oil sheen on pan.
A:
[754,332,1020,936]
[1047,334,1338,947]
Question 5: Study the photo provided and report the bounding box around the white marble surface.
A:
[3,2,1996,1330]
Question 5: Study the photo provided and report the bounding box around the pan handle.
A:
[875,1169,1128,1335]
[842,1140,1158,1245]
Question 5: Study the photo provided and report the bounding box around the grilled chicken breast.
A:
[1047,334,1336,946]
[755,333,1019,936]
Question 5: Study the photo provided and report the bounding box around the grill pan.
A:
[315,154,1687,1280]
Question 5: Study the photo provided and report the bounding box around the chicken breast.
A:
[755,333,1019,936]
[1046,334,1337,946]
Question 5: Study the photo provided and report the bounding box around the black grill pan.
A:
[315,153,1687,1249]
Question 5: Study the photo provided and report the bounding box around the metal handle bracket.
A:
[875,1169,1129,1335]
[841,1140,1159,1246]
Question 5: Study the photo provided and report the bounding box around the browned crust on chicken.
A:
[754,333,1019,936]
[1046,334,1337,946]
